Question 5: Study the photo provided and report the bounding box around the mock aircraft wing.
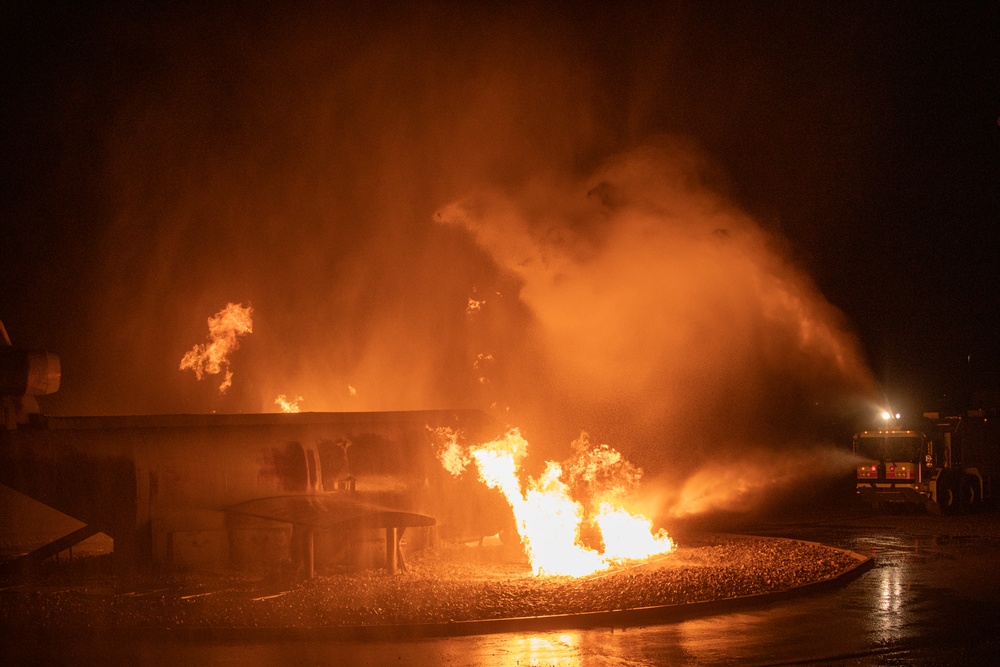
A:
[226,494,435,530]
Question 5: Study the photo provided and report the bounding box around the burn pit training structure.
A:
[0,326,508,576]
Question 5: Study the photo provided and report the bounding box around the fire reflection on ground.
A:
[866,552,914,646]
[480,633,583,667]
[6,515,998,665]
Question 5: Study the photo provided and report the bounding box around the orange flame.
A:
[438,428,673,577]
[430,426,471,476]
[275,394,302,413]
[179,302,253,393]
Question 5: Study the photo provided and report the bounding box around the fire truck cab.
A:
[853,411,996,513]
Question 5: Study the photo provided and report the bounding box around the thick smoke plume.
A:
[435,142,877,512]
[21,6,881,516]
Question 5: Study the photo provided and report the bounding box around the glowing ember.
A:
[275,394,302,413]
[466,287,487,315]
[474,352,494,384]
[436,428,673,577]
[179,302,253,393]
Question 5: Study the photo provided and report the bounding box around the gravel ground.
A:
[0,536,862,632]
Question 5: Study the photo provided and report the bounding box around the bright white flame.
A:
[437,428,673,577]
[594,502,672,561]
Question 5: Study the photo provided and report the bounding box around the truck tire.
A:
[958,475,980,511]
[937,475,957,514]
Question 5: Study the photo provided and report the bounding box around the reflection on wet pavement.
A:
[4,511,1000,665]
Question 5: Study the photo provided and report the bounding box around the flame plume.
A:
[179,303,253,393]
[274,394,302,413]
[436,428,673,577]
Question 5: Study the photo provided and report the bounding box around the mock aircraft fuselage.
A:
[0,410,508,570]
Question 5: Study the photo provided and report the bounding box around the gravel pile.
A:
[0,536,861,632]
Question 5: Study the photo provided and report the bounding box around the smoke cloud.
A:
[434,141,877,494]
[17,5,884,516]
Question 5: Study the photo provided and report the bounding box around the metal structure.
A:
[0,325,508,575]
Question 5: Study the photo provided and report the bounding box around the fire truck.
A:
[854,409,999,513]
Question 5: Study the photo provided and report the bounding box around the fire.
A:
[474,352,494,384]
[593,502,672,561]
[431,427,471,477]
[179,302,253,393]
[437,428,673,577]
[275,394,302,413]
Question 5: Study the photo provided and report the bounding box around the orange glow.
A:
[474,352,494,385]
[430,426,471,477]
[438,428,673,577]
[179,302,253,393]
[274,394,302,413]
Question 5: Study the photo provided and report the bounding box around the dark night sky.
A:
[1,1,998,428]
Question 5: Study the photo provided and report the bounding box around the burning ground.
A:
[0,536,864,634]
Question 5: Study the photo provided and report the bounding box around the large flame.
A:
[179,302,253,393]
[437,428,673,577]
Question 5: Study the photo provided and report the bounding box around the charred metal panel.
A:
[259,441,310,492]
[228,514,292,571]
[0,426,138,539]
[0,410,507,570]
[169,529,229,569]
[317,438,351,488]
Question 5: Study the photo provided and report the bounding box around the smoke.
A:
[17,5,883,515]
[435,141,877,480]
[71,4,605,416]
[659,446,867,519]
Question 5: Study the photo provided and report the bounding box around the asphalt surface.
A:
[4,498,1000,665]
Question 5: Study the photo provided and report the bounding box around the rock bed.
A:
[0,536,861,631]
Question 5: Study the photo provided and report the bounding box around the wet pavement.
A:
[5,502,1000,665]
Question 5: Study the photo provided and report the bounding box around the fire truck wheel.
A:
[958,476,979,510]
[937,476,957,514]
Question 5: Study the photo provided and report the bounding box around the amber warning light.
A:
[886,464,915,480]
